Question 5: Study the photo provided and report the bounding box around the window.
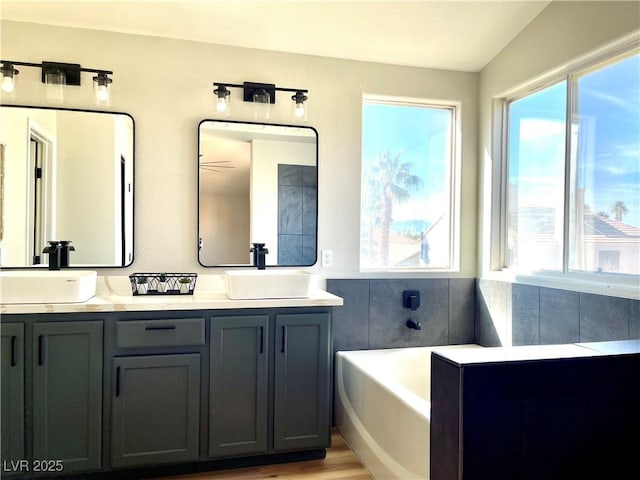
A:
[360,96,458,271]
[504,49,640,277]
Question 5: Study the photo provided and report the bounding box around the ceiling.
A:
[0,0,551,72]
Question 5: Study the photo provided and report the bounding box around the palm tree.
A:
[367,150,422,265]
[611,201,629,221]
[596,211,610,218]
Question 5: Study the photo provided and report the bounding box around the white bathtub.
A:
[335,345,482,480]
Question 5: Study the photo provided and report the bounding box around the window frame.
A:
[494,38,640,295]
[360,94,462,273]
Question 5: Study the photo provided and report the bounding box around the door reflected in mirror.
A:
[198,120,318,267]
[0,106,134,268]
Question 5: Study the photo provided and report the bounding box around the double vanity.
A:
[0,271,343,479]
[0,95,332,478]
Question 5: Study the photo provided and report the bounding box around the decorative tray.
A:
[128,273,198,296]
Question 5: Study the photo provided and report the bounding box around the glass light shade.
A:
[216,96,228,112]
[45,69,65,103]
[215,94,230,117]
[292,99,308,121]
[253,89,271,121]
[0,64,17,94]
[214,85,231,117]
[1,74,15,93]
[93,77,110,106]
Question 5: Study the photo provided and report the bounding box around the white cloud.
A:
[519,118,565,140]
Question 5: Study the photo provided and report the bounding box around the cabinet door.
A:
[111,354,200,468]
[274,313,331,451]
[1,323,24,465]
[210,316,269,457]
[32,321,103,472]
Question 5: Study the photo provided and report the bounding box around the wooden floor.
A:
[152,431,372,480]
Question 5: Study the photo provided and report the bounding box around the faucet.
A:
[250,243,269,270]
[59,241,75,268]
[406,318,422,330]
[42,241,61,270]
[42,240,75,270]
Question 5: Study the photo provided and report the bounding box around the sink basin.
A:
[0,270,97,304]
[225,270,313,300]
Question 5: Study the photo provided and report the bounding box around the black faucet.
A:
[250,243,269,270]
[59,241,75,268]
[42,241,61,270]
[406,319,422,330]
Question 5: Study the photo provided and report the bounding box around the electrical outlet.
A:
[321,249,333,267]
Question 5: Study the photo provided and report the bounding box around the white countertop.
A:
[433,340,640,365]
[0,274,344,315]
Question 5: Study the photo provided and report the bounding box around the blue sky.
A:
[509,53,640,228]
[362,102,451,224]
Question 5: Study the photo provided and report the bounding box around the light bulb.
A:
[291,91,308,121]
[96,84,109,102]
[1,75,15,93]
[93,73,113,105]
[216,97,227,112]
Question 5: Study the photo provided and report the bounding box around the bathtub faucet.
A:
[406,318,422,330]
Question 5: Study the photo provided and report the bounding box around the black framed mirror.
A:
[0,105,134,268]
[198,120,317,267]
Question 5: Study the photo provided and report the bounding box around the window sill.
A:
[481,269,639,300]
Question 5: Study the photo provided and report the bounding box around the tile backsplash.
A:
[328,278,639,351]
[477,279,640,347]
[327,278,475,354]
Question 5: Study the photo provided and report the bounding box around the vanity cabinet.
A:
[111,353,201,467]
[1,323,25,465]
[32,321,103,472]
[208,312,331,458]
[0,304,336,479]
[274,313,331,451]
[209,316,269,457]
[110,317,204,468]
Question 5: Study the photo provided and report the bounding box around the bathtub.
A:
[335,345,481,480]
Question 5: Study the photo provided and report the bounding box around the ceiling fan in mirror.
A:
[198,155,236,173]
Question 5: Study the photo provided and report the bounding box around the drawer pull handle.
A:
[10,336,17,367]
[259,326,264,354]
[38,335,44,365]
[145,325,176,331]
[281,325,287,354]
[116,366,121,397]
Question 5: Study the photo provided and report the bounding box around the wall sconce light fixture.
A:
[212,81,309,121]
[0,62,19,93]
[291,90,308,121]
[213,84,231,116]
[0,59,114,105]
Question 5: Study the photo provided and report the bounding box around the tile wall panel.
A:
[327,278,476,354]
[479,280,638,347]
[539,288,580,345]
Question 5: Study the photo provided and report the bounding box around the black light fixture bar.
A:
[213,81,308,104]
[1,59,113,86]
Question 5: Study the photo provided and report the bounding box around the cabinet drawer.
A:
[117,319,205,348]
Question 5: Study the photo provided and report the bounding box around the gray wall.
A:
[329,278,639,351]
[327,278,475,354]
[477,280,640,347]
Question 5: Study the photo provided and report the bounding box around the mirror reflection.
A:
[0,106,134,268]
[198,120,317,267]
